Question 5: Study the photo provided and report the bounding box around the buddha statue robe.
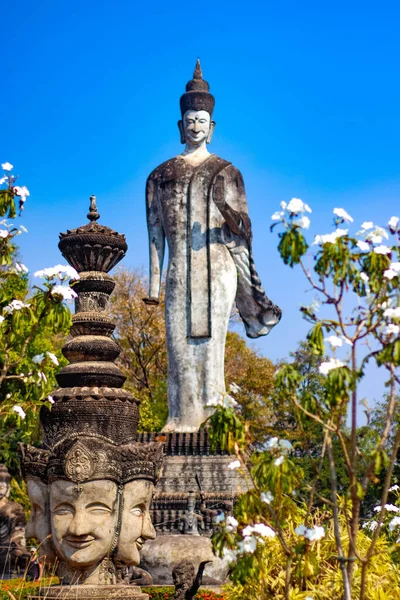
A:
[146,153,281,432]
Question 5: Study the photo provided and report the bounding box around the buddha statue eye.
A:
[53,505,74,516]
[87,503,112,515]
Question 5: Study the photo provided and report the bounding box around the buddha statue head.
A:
[178,60,215,146]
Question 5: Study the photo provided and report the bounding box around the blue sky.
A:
[2,0,400,409]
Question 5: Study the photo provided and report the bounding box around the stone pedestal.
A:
[137,431,250,584]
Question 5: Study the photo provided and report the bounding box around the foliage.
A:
[0,163,73,477]
[0,578,58,600]
[208,202,400,600]
[142,588,224,600]
[109,268,276,434]
[0,582,224,600]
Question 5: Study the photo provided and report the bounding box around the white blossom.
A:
[3,299,30,313]
[361,221,374,230]
[390,485,400,492]
[305,525,325,541]
[271,211,284,221]
[15,263,29,273]
[362,520,378,531]
[38,371,48,385]
[0,176,7,185]
[0,229,9,239]
[390,262,400,272]
[222,548,237,562]
[388,216,399,230]
[47,395,55,404]
[47,352,59,366]
[365,227,389,244]
[207,392,238,409]
[51,285,78,300]
[1,162,13,171]
[295,524,325,541]
[13,185,30,200]
[313,228,348,245]
[373,504,400,513]
[295,524,307,536]
[382,324,400,337]
[253,523,275,538]
[12,405,26,419]
[226,515,238,532]
[383,307,400,319]
[359,272,369,283]
[319,358,345,375]
[274,455,284,467]
[360,398,370,411]
[278,439,293,453]
[229,382,241,394]
[0,316,4,324]
[265,436,279,450]
[333,208,353,222]
[238,536,257,554]
[357,241,370,252]
[280,201,287,210]
[373,245,391,255]
[227,460,241,470]
[260,491,274,504]
[287,198,311,214]
[34,264,79,280]
[324,335,343,348]
[32,353,45,364]
[305,597,315,600]
[20,225,28,233]
[389,517,400,531]
[293,216,311,229]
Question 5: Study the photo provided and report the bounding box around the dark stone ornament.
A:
[172,559,211,600]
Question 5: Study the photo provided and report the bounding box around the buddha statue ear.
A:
[207,121,216,144]
[178,120,185,144]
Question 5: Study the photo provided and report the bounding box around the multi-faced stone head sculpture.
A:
[20,200,163,590]
[22,434,162,585]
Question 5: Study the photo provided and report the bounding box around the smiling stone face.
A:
[116,479,156,566]
[183,110,212,146]
[26,478,56,562]
[50,479,118,569]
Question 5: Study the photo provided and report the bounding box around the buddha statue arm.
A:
[213,169,252,243]
[144,176,165,304]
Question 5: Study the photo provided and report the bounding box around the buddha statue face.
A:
[116,479,156,566]
[179,110,215,146]
[50,479,119,570]
[26,478,56,562]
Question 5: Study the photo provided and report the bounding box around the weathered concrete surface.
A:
[140,535,230,585]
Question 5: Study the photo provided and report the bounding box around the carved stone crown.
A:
[21,439,164,485]
[180,59,215,117]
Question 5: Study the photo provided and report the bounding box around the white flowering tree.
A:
[0,162,76,477]
[208,201,400,600]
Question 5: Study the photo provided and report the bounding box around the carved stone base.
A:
[140,535,230,586]
[30,585,148,600]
